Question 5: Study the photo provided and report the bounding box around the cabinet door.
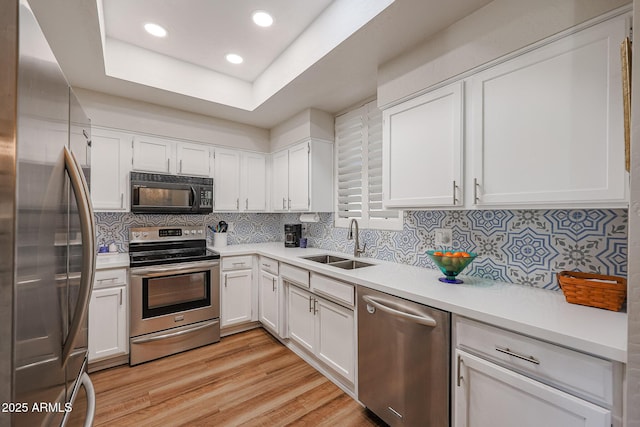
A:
[132,135,174,174]
[177,142,210,176]
[91,129,131,211]
[470,16,627,206]
[288,142,310,211]
[454,350,610,427]
[259,270,279,332]
[287,285,315,352]
[315,297,355,382]
[272,150,289,211]
[213,148,241,211]
[221,270,252,327]
[383,81,463,207]
[88,286,127,362]
[242,152,267,211]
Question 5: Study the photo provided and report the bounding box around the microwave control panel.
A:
[200,189,213,207]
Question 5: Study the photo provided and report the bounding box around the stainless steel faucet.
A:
[348,218,366,257]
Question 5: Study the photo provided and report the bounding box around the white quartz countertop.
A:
[96,253,130,269]
[211,242,628,363]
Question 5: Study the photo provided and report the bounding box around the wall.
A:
[377,0,631,107]
[75,88,270,152]
[269,108,334,152]
[98,208,627,291]
[625,0,640,423]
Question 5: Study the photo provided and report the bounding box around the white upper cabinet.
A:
[271,139,333,212]
[469,14,628,207]
[213,147,241,211]
[91,128,132,211]
[288,142,311,210]
[271,150,289,211]
[132,135,175,174]
[241,152,267,211]
[383,81,463,208]
[176,141,210,176]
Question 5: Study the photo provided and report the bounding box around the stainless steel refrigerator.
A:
[0,1,97,426]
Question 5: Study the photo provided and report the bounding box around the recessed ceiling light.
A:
[226,53,244,64]
[144,23,167,38]
[252,11,273,27]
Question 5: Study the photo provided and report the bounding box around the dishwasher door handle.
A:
[362,295,437,327]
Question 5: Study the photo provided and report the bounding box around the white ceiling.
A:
[104,0,334,82]
[28,0,493,129]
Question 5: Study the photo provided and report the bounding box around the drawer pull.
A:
[262,263,271,268]
[495,346,540,365]
[232,262,245,266]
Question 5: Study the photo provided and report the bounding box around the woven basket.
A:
[557,271,627,312]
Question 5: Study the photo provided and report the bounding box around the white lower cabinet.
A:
[258,269,279,333]
[287,284,355,384]
[221,269,253,327]
[455,349,610,427]
[454,316,620,427]
[88,282,128,362]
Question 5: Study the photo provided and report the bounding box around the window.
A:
[335,100,402,230]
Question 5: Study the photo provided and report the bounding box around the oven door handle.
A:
[190,185,196,206]
[130,320,219,344]
[131,261,219,277]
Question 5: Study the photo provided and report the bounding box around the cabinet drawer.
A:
[94,268,127,289]
[310,273,354,307]
[221,255,253,271]
[280,263,309,288]
[259,256,279,275]
[455,316,615,407]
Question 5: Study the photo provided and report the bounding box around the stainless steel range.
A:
[128,226,220,365]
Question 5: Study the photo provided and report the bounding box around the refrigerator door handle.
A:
[80,372,96,427]
[61,146,96,368]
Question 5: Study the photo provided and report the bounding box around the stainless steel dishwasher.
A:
[358,286,450,426]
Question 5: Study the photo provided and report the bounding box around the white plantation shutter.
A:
[335,101,402,230]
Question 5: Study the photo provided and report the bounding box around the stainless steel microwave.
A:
[130,172,213,214]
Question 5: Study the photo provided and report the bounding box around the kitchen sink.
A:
[301,254,374,269]
[302,254,350,264]
[329,260,375,270]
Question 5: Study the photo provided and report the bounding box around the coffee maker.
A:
[284,224,302,247]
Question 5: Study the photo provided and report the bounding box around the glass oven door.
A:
[129,261,220,338]
[143,270,210,318]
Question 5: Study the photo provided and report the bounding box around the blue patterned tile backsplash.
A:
[96,208,627,291]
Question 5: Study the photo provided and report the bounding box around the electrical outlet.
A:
[434,228,453,246]
[227,222,234,232]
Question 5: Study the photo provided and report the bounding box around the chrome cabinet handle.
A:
[262,263,271,268]
[119,289,123,305]
[308,296,313,313]
[495,346,540,365]
[180,159,183,173]
[224,275,228,287]
[236,198,239,210]
[453,180,459,205]
[62,147,96,368]
[245,198,248,210]
[120,193,124,209]
[232,262,245,266]
[167,158,170,172]
[272,276,276,292]
[457,354,463,387]
[282,197,286,210]
[473,178,480,204]
[313,298,318,314]
[362,295,437,327]
[288,199,291,209]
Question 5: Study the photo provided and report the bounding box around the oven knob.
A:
[142,232,148,238]
[132,231,140,239]
[184,230,191,235]
[198,230,203,235]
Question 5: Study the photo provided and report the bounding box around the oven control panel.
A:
[130,226,205,243]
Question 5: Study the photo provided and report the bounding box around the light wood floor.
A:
[86,328,386,426]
